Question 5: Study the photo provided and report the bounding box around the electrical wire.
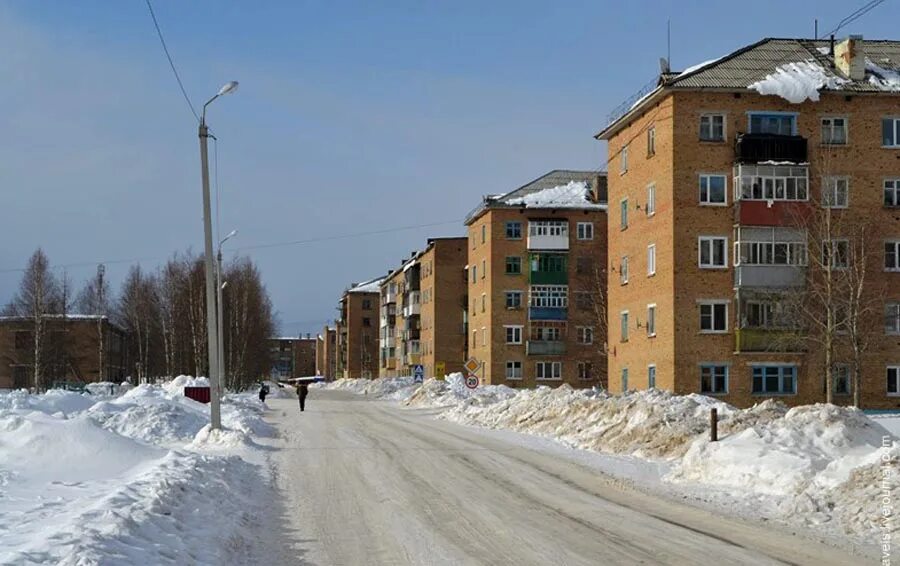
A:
[144,0,200,122]
[823,0,886,38]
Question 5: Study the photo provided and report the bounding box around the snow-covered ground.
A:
[321,374,898,544]
[0,376,282,565]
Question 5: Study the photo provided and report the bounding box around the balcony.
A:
[527,221,569,251]
[735,328,805,353]
[734,265,805,288]
[403,302,421,317]
[379,337,395,349]
[526,340,566,355]
[734,133,807,164]
[530,253,568,285]
[529,306,567,321]
[382,291,396,305]
[402,329,421,341]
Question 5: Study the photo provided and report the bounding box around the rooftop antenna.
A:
[667,18,671,68]
[814,18,818,39]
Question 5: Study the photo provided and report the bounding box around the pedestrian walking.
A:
[258,382,270,403]
[297,383,309,412]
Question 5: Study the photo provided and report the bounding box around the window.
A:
[530,285,568,308]
[530,321,564,342]
[506,361,523,380]
[700,365,728,394]
[821,117,848,145]
[362,299,372,310]
[886,241,900,271]
[883,118,900,147]
[886,303,900,335]
[576,326,593,344]
[647,126,656,156]
[620,256,629,284]
[482,259,486,279]
[889,366,900,395]
[574,292,591,310]
[699,237,728,268]
[481,224,486,244]
[752,365,797,395]
[505,326,523,344]
[471,265,477,283]
[536,361,562,380]
[749,113,796,135]
[620,311,629,342]
[744,301,792,329]
[700,114,725,141]
[823,239,849,269]
[472,329,477,347]
[578,362,593,381]
[481,293,486,313]
[699,175,727,205]
[362,317,371,327]
[885,179,900,207]
[736,164,809,201]
[822,176,849,208]
[481,327,487,346]
[620,199,628,230]
[505,291,523,309]
[736,240,808,266]
[620,144,629,173]
[833,364,851,396]
[648,365,656,389]
[621,368,629,391]
[647,304,656,336]
[577,222,594,240]
[576,256,593,274]
[647,244,656,276]
[699,301,728,333]
[647,183,656,216]
[14,331,31,351]
[506,221,522,239]
[505,256,522,274]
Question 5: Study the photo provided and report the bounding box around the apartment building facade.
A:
[0,315,128,389]
[598,37,900,408]
[419,237,468,378]
[319,326,337,379]
[465,170,608,388]
[379,266,405,378]
[337,278,382,379]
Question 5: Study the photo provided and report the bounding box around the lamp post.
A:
[217,230,237,395]
[199,81,238,430]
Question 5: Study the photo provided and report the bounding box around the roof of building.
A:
[346,277,384,294]
[599,37,900,139]
[465,169,607,225]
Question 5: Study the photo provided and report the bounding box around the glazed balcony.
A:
[735,328,805,353]
[734,265,805,288]
[734,133,807,164]
[530,253,568,285]
[527,221,569,251]
[526,340,566,355]
[528,306,567,321]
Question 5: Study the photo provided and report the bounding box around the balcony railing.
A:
[382,291,396,305]
[526,340,566,355]
[734,265,805,288]
[529,306,568,321]
[735,328,805,353]
[734,134,807,164]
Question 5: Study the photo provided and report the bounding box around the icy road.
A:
[265,390,862,566]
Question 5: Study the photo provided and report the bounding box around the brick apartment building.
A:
[268,335,317,379]
[0,315,128,389]
[318,326,337,380]
[465,170,608,388]
[379,238,468,379]
[337,278,382,378]
[597,36,900,408]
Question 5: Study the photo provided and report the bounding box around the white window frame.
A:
[888,366,900,396]
[647,304,657,337]
[647,244,656,276]
[699,113,726,142]
[528,220,568,238]
[699,174,728,206]
[735,164,809,202]
[529,285,568,308]
[620,310,629,342]
[699,300,729,334]
[883,117,900,148]
[576,222,594,240]
[647,364,656,389]
[698,236,728,269]
[505,361,523,380]
[647,183,656,216]
[822,176,850,209]
[620,255,629,284]
[536,361,562,381]
[886,302,900,335]
[620,143,629,174]
[505,325,523,345]
[885,241,900,272]
[886,179,900,208]
[576,326,594,345]
[821,116,848,145]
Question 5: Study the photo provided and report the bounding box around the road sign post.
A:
[413,364,425,384]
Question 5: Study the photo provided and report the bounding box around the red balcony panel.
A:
[737,201,813,227]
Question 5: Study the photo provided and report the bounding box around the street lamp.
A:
[217,230,237,397]
[199,81,238,430]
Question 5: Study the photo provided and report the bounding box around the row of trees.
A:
[4,248,276,391]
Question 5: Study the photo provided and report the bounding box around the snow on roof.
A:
[347,277,384,294]
[748,60,849,103]
[867,57,900,91]
[677,55,725,78]
[505,181,607,210]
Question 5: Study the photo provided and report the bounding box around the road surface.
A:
[265,389,864,566]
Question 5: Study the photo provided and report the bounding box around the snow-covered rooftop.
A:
[347,277,384,294]
[505,181,607,210]
[749,60,850,103]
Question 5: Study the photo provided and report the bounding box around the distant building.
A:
[337,278,382,378]
[0,315,128,389]
[319,326,337,380]
[268,335,317,379]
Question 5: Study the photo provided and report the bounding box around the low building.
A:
[0,315,128,389]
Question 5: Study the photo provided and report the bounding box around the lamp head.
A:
[217,81,239,96]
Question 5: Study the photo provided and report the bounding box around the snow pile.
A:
[0,388,96,415]
[320,376,422,401]
[506,181,606,210]
[161,374,210,396]
[749,60,849,103]
[867,58,900,91]
[405,373,517,408]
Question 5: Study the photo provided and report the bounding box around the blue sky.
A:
[0,1,895,335]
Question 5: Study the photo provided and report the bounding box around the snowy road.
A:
[266,390,863,566]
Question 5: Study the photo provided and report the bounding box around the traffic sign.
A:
[413,364,425,383]
[463,357,480,374]
[435,361,446,378]
[465,375,479,389]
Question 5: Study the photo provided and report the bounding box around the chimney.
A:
[834,35,865,81]
[591,174,608,204]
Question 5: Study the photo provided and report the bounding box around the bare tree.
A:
[76,264,112,380]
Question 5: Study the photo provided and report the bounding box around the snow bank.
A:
[749,60,849,103]
[506,181,606,210]
[321,376,421,401]
[405,373,517,408]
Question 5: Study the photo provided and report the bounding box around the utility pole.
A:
[199,81,238,430]
[217,230,237,392]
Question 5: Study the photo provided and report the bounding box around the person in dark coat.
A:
[297,383,309,412]
[258,382,270,403]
